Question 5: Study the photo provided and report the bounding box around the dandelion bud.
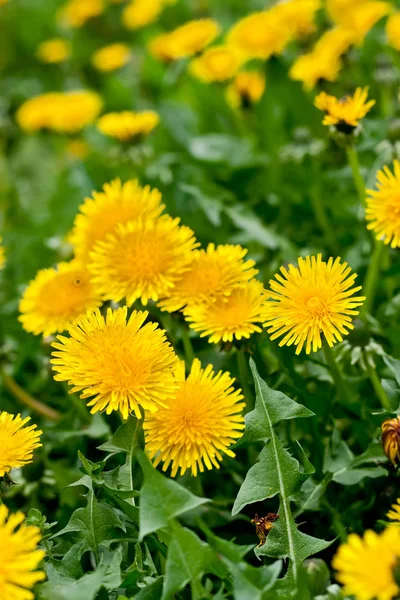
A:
[382,417,400,465]
[301,559,330,596]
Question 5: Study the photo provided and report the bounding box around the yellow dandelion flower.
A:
[48,90,103,134]
[366,160,400,248]
[59,0,104,28]
[51,306,178,419]
[382,416,400,465]
[97,110,159,142]
[0,505,45,600]
[315,87,375,130]
[122,0,163,30]
[264,255,365,355]
[91,43,131,72]
[16,93,60,132]
[289,27,353,90]
[387,498,400,522]
[36,38,71,64]
[19,261,102,337]
[189,45,244,83]
[144,358,245,477]
[158,243,258,313]
[69,178,164,261]
[150,19,220,61]
[0,237,5,270]
[0,412,42,477]
[89,215,198,306]
[333,527,400,600]
[225,71,266,110]
[327,0,392,45]
[271,0,321,39]
[387,12,400,50]
[227,11,291,60]
[185,279,267,344]
[0,0,9,6]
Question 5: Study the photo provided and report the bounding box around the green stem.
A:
[128,417,142,507]
[323,344,352,405]
[1,372,61,421]
[361,241,385,317]
[310,188,339,254]
[181,327,195,366]
[346,145,365,205]
[364,354,392,411]
[236,348,253,409]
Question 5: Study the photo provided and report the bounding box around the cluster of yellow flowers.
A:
[0,412,44,599]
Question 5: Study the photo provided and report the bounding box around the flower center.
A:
[38,271,91,316]
[306,296,328,318]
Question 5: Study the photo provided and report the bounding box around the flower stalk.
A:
[346,145,365,205]
[323,344,352,406]
[1,372,61,421]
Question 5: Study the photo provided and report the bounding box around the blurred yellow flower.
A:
[144,359,245,476]
[227,11,291,60]
[91,43,131,72]
[315,87,375,129]
[89,215,198,305]
[0,412,42,477]
[122,0,163,30]
[16,90,102,134]
[382,416,400,465]
[0,505,45,600]
[150,18,220,61]
[52,307,178,419]
[159,243,258,313]
[69,178,164,261]
[271,0,321,38]
[333,527,400,600]
[59,0,104,28]
[264,254,365,355]
[366,160,400,248]
[225,71,266,109]
[290,27,354,89]
[327,0,392,45]
[36,38,71,64]
[185,279,267,344]
[387,497,400,522]
[190,45,244,83]
[97,110,159,141]
[0,237,5,270]
[19,261,102,337]
[386,12,400,51]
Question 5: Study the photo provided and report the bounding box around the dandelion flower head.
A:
[51,307,178,419]
[315,87,375,129]
[97,111,159,142]
[16,93,60,132]
[366,160,400,248]
[159,243,258,313]
[36,38,71,64]
[19,261,102,337]
[89,215,198,305]
[59,0,104,28]
[263,254,365,354]
[327,0,392,45]
[0,412,42,477]
[386,12,400,51]
[271,0,321,39]
[91,43,131,72]
[144,358,245,476]
[382,416,400,465]
[0,505,45,600]
[226,71,266,110]
[333,527,400,600]
[387,498,400,523]
[190,45,244,83]
[69,178,164,261]
[122,0,163,30]
[150,19,220,61]
[227,11,291,60]
[185,279,267,344]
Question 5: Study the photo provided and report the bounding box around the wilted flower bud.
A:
[382,417,400,465]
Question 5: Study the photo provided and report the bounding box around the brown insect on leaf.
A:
[251,512,280,547]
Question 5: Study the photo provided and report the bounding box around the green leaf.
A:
[38,548,122,600]
[133,577,164,599]
[137,451,209,540]
[233,360,332,589]
[226,559,282,600]
[98,416,140,455]
[51,477,125,556]
[162,522,215,600]
[189,134,265,168]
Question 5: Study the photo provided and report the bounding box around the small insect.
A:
[251,512,279,547]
